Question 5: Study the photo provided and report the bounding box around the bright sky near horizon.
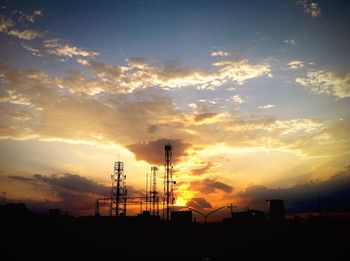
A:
[0,0,349,216]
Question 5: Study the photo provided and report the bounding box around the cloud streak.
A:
[296,70,350,98]
[20,42,42,56]
[211,50,230,57]
[258,104,275,110]
[187,197,212,209]
[288,60,304,69]
[76,57,271,92]
[44,39,99,59]
[189,178,234,194]
[191,162,214,176]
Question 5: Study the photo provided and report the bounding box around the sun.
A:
[174,188,196,207]
[175,196,187,207]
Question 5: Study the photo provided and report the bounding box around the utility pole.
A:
[228,203,237,218]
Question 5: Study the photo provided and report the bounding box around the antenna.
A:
[163,143,175,221]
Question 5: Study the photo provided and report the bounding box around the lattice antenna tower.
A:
[163,143,174,221]
[150,166,159,216]
[110,160,127,216]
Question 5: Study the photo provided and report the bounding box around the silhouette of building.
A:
[49,208,61,217]
[266,199,285,222]
[171,211,192,223]
[0,203,30,218]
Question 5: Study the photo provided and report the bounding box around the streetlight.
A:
[187,206,225,223]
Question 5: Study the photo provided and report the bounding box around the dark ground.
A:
[1,204,349,261]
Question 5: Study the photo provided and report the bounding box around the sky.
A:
[0,0,349,217]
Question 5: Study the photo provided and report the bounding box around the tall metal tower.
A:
[150,166,159,216]
[110,161,127,216]
[163,143,174,221]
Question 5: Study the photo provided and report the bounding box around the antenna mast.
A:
[163,143,174,221]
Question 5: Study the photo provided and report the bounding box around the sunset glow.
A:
[0,0,349,216]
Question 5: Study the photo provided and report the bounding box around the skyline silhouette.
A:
[1,1,350,260]
[1,0,350,224]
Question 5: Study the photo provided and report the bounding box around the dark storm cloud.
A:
[33,173,110,196]
[189,178,234,194]
[238,166,350,212]
[7,173,110,196]
[127,138,191,165]
[187,197,212,209]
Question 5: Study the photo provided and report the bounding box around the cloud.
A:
[5,173,111,215]
[211,51,230,57]
[127,138,191,165]
[238,166,350,212]
[147,124,158,134]
[44,39,99,58]
[4,172,144,215]
[0,63,190,145]
[0,15,14,32]
[8,29,41,40]
[34,173,110,195]
[189,178,233,194]
[231,95,245,104]
[213,59,271,85]
[8,173,110,196]
[288,60,304,69]
[297,0,321,18]
[187,197,212,209]
[16,10,43,23]
[0,14,41,40]
[258,104,275,110]
[77,57,271,91]
[296,70,350,98]
[284,39,297,45]
[126,57,149,68]
[83,60,122,81]
[191,162,214,176]
[1,63,346,159]
[20,42,42,56]
[1,9,99,62]
[194,113,218,123]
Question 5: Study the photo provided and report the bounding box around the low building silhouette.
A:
[266,199,285,222]
[171,210,192,223]
[49,208,61,217]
